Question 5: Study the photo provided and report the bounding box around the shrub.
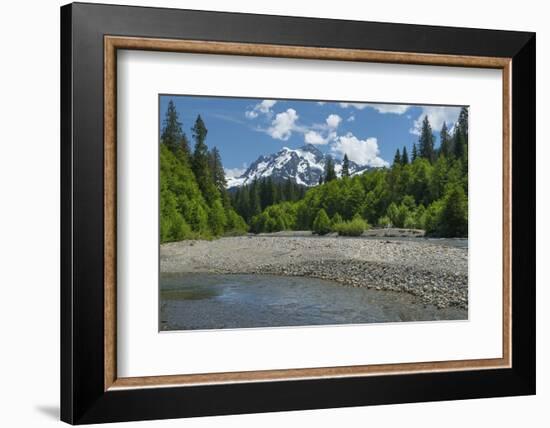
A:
[377,215,392,228]
[224,209,249,236]
[312,209,332,235]
[331,213,343,226]
[403,215,418,229]
[333,214,369,236]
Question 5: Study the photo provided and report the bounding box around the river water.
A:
[160,273,467,331]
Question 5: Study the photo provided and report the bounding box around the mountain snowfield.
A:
[226,144,371,188]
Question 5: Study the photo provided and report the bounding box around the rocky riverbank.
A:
[161,234,468,310]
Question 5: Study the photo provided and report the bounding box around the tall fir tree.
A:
[457,107,469,141]
[453,126,466,160]
[161,100,190,157]
[401,146,409,164]
[284,178,295,201]
[208,147,227,193]
[259,177,275,209]
[411,143,418,161]
[249,183,261,218]
[418,115,435,162]
[342,154,351,177]
[439,122,451,157]
[393,148,401,166]
[324,155,337,182]
[191,115,216,202]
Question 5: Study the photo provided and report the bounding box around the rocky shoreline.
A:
[161,234,468,310]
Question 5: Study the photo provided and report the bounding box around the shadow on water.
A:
[161,287,219,301]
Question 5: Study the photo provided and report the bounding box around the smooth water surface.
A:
[160,273,467,331]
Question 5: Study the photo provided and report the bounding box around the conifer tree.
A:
[260,177,275,209]
[453,126,466,160]
[324,155,337,182]
[161,100,190,157]
[208,147,227,193]
[418,115,435,162]
[342,154,351,177]
[439,122,451,158]
[249,182,261,218]
[393,148,401,166]
[284,178,295,201]
[412,143,418,161]
[191,115,216,201]
[457,107,469,142]
[401,146,409,164]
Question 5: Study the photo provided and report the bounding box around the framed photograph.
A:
[60,2,535,424]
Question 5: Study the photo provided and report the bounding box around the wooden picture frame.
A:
[61,2,535,424]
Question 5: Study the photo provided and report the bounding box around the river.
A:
[160,272,467,331]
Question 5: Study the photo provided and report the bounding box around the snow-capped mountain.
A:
[226,144,370,188]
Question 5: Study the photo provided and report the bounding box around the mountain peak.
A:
[226,145,372,189]
[300,143,323,154]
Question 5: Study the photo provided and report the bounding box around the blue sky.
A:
[160,95,463,177]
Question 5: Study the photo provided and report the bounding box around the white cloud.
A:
[409,106,462,135]
[347,115,355,122]
[245,99,277,119]
[326,114,342,129]
[317,101,326,106]
[304,130,328,145]
[368,104,410,114]
[267,108,299,140]
[331,132,389,167]
[339,102,368,110]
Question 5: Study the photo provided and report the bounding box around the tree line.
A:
[160,101,469,242]
[160,100,247,242]
[229,178,307,224]
[248,108,469,237]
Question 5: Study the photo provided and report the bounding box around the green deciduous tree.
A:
[312,208,331,235]
[439,183,468,237]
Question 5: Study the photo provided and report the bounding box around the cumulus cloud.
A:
[317,101,326,106]
[303,130,337,145]
[339,102,368,110]
[369,104,410,114]
[409,106,462,135]
[326,114,342,129]
[347,114,355,122]
[245,99,277,119]
[339,102,410,114]
[331,132,389,167]
[267,108,299,140]
[304,130,328,145]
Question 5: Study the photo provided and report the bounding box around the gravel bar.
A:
[161,234,468,310]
